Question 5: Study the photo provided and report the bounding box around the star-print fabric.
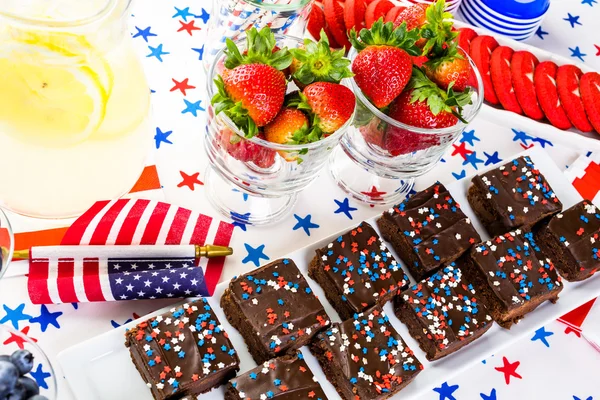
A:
[0,0,599,399]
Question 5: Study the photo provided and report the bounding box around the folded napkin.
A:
[558,298,600,352]
[564,152,600,204]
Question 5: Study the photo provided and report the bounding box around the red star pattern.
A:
[361,186,387,207]
[177,171,204,191]
[520,143,535,150]
[495,356,522,384]
[170,78,196,96]
[595,44,600,56]
[3,326,37,350]
[451,142,473,160]
[177,20,201,36]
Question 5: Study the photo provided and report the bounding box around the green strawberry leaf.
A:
[223,27,292,71]
[211,76,259,138]
[420,0,459,58]
[349,19,421,56]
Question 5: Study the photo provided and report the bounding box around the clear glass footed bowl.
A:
[330,46,484,206]
[204,35,354,225]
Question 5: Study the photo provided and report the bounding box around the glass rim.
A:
[0,206,14,281]
[348,46,484,136]
[207,34,355,151]
[0,0,127,29]
[242,0,312,11]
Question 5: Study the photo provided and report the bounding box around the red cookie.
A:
[344,0,367,32]
[580,72,600,134]
[556,64,594,132]
[324,0,351,49]
[511,51,544,120]
[457,27,478,55]
[490,46,522,114]
[365,0,394,28]
[307,3,341,48]
[534,61,572,130]
[384,5,405,22]
[469,35,499,105]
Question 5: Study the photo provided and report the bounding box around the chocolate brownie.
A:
[125,299,239,400]
[224,351,329,400]
[535,200,600,281]
[310,305,422,400]
[221,258,330,364]
[378,182,482,282]
[308,221,409,321]
[462,230,563,329]
[468,156,562,237]
[394,263,494,361]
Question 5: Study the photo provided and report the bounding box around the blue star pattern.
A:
[230,212,251,231]
[573,396,593,400]
[111,318,133,328]
[30,364,52,390]
[333,198,358,220]
[460,129,480,146]
[154,127,173,149]
[532,137,553,148]
[582,0,597,5]
[511,128,533,144]
[196,8,210,24]
[29,305,63,332]
[292,214,320,236]
[531,326,554,347]
[481,388,497,400]
[463,151,485,170]
[570,46,587,62]
[564,13,583,28]
[172,6,195,21]
[0,304,32,329]
[452,170,467,180]
[433,382,460,400]
[133,26,157,42]
[536,26,549,39]
[181,99,204,116]
[483,151,502,166]
[147,44,169,61]
[192,46,205,60]
[242,243,269,267]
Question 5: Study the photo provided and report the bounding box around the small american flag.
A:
[27,199,234,304]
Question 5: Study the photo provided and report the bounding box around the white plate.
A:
[58,147,600,400]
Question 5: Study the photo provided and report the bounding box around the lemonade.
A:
[0,0,151,217]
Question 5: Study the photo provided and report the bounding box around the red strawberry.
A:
[510,51,544,120]
[556,65,594,132]
[393,3,427,30]
[534,61,572,130]
[349,19,421,108]
[359,117,386,147]
[490,46,522,114]
[424,48,472,92]
[220,128,276,168]
[344,0,367,32]
[264,108,310,144]
[457,27,478,55]
[385,6,405,23]
[469,35,499,105]
[365,0,394,28]
[298,82,356,133]
[307,3,327,40]
[324,0,351,49]
[580,72,600,134]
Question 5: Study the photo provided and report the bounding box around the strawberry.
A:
[385,6,405,23]
[383,67,473,155]
[289,32,353,89]
[211,28,292,137]
[344,0,367,32]
[365,0,395,29]
[220,128,276,169]
[424,47,471,92]
[457,27,478,55]
[349,19,421,108]
[293,82,356,135]
[324,0,351,49]
[307,4,341,48]
[393,3,427,30]
[264,108,310,144]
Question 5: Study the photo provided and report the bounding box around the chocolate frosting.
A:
[401,264,493,349]
[548,200,600,274]
[228,258,330,356]
[470,230,562,311]
[126,299,239,399]
[314,306,423,400]
[383,182,481,274]
[472,156,562,230]
[315,222,409,314]
[229,351,329,400]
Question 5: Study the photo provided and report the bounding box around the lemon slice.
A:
[0,41,108,146]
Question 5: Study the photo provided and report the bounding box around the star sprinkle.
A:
[242,243,269,267]
[30,364,52,390]
[0,304,32,329]
[2,326,37,350]
[570,46,587,62]
[531,326,554,347]
[293,214,320,236]
[495,356,522,384]
[177,171,203,190]
[181,99,204,116]
[170,78,195,95]
[147,44,169,61]
[29,305,63,332]
[133,26,157,42]
[154,127,173,149]
[333,198,357,220]
[433,382,459,400]
[564,13,582,28]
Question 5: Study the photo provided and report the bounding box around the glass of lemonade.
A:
[0,0,152,218]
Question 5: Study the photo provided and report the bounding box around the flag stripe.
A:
[82,259,105,302]
[141,202,171,244]
[131,202,159,245]
[98,258,116,301]
[180,210,199,244]
[204,221,235,295]
[56,259,79,303]
[89,199,130,245]
[165,208,191,244]
[155,206,179,245]
[62,200,111,245]
[105,199,138,245]
[115,199,151,245]
[72,258,90,303]
[78,200,119,245]
[191,213,213,245]
[27,259,52,305]
[46,258,63,304]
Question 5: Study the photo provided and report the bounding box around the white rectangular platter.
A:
[58,147,600,400]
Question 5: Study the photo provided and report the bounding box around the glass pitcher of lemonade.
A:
[0,0,151,218]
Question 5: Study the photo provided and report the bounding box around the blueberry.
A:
[27,396,48,400]
[0,361,18,395]
[0,356,10,363]
[16,378,37,397]
[5,381,25,400]
[9,351,33,376]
